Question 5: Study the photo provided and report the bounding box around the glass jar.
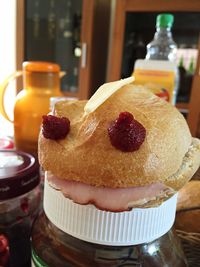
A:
[31,178,188,267]
[0,150,41,267]
[32,213,187,267]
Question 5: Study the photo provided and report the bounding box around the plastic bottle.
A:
[146,14,179,103]
[0,62,63,156]
[146,14,177,61]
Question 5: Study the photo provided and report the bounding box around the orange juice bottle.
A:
[0,62,63,155]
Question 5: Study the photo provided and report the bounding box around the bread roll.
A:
[175,180,200,232]
[39,81,200,191]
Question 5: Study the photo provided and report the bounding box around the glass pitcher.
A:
[0,61,63,155]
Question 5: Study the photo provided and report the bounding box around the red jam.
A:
[107,112,146,152]
[42,115,70,140]
[0,151,41,267]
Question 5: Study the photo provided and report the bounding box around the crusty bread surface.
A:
[39,84,200,190]
[176,180,200,211]
[175,180,200,232]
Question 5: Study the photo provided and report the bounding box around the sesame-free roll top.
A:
[39,78,200,192]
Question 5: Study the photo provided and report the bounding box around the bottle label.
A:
[32,249,49,267]
[133,68,176,104]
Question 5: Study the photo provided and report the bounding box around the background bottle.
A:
[48,0,56,40]
[146,14,177,61]
[145,14,179,104]
[0,62,63,156]
[177,56,187,102]
[33,0,40,39]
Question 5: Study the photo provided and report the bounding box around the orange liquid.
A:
[14,75,62,155]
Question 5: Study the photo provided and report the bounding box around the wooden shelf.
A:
[17,0,111,100]
[107,0,200,136]
[176,102,189,110]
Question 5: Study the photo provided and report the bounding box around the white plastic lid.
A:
[44,177,177,246]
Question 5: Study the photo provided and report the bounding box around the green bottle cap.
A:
[156,14,174,28]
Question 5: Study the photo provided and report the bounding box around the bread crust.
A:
[175,180,200,232]
[175,210,200,232]
[176,180,200,211]
[39,85,200,190]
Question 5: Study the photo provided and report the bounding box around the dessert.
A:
[39,77,200,212]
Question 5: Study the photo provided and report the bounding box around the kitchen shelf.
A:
[17,0,111,100]
[176,103,189,110]
[108,0,200,136]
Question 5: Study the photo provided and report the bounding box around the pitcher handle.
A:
[0,71,23,123]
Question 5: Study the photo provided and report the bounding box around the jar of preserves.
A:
[31,178,188,267]
[0,150,41,267]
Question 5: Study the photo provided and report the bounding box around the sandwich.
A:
[39,77,200,212]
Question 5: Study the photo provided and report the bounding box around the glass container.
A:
[0,150,41,267]
[31,178,188,267]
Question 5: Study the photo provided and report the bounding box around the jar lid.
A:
[23,61,60,73]
[0,150,40,200]
[44,176,177,246]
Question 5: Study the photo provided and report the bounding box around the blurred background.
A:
[0,0,200,138]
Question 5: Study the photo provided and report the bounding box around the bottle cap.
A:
[44,177,177,246]
[23,61,60,73]
[156,14,174,28]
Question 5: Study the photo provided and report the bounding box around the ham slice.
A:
[47,173,174,211]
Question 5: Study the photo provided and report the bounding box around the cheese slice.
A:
[84,77,134,114]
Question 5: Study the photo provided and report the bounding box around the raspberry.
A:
[42,115,70,140]
[108,112,146,152]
